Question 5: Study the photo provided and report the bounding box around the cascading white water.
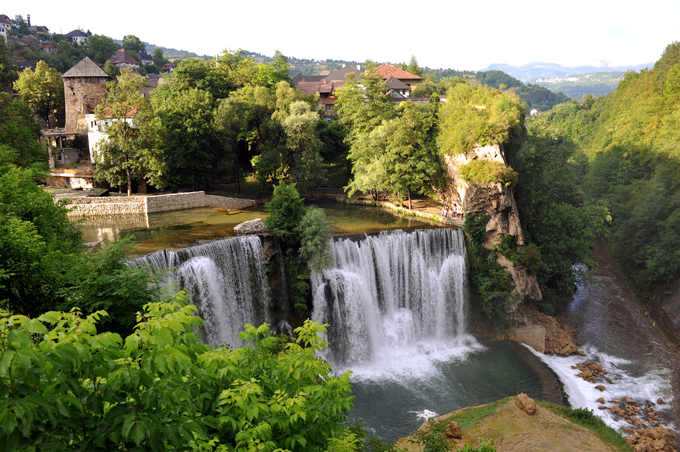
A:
[311,228,476,372]
[133,236,271,348]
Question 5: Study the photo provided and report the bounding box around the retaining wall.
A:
[65,191,257,217]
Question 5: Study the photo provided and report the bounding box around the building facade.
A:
[62,57,111,134]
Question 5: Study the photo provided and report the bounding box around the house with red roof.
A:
[110,49,140,73]
[376,64,422,96]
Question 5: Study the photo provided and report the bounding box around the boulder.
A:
[596,398,605,404]
[595,385,606,392]
[234,218,271,235]
[516,393,536,415]
[445,421,462,439]
[657,398,665,405]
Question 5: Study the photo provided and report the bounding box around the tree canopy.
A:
[13,60,65,125]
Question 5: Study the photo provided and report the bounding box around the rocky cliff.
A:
[443,143,542,313]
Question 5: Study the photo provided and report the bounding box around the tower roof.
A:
[62,57,111,78]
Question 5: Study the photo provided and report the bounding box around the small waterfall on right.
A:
[311,228,476,371]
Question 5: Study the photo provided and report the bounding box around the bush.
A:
[459,160,518,187]
[0,296,355,451]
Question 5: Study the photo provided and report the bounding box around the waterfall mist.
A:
[311,228,477,375]
[133,236,272,348]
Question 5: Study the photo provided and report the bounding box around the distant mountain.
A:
[529,72,626,101]
[482,62,652,83]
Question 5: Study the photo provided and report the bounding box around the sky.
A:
[9,0,680,71]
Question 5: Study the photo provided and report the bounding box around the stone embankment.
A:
[62,191,256,216]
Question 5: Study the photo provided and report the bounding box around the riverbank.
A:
[395,395,643,452]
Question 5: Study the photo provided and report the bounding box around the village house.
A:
[294,65,361,116]
[0,14,11,40]
[162,62,176,73]
[138,50,154,66]
[12,61,35,74]
[41,39,57,55]
[376,64,422,95]
[64,29,88,45]
[29,25,49,33]
[110,49,140,72]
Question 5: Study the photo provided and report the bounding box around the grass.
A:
[439,398,510,430]
[536,401,633,452]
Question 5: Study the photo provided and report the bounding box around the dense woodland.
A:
[2,17,680,448]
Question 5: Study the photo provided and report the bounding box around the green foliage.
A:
[0,37,18,92]
[463,214,515,319]
[299,206,332,272]
[517,83,570,111]
[0,92,44,168]
[475,70,522,89]
[409,420,453,452]
[0,298,355,451]
[282,101,327,194]
[13,60,65,124]
[122,34,146,56]
[539,43,680,301]
[265,182,306,248]
[459,160,518,186]
[87,34,120,64]
[94,69,163,194]
[56,239,166,336]
[537,402,633,451]
[515,116,609,310]
[0,164,82,315]
[443,398,510,430]
[459,439,496,452]
[345,419,394,452]
[439,84,525,156]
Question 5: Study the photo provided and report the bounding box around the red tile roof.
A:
[376,64,422,81]
[297,80,346,96]
[110,49,139,65]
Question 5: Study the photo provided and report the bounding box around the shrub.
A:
[0,296,354,451]
[459,160,518,187]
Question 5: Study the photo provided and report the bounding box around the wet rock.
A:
[234,218,271,235]
[445,421,462,439]
[611,406,626,417]
[607,378,613,384]
[516,393,536,415]
[597,398,605,404]
[598,406,608,410]
[595,385,606,392]
[657,398,665,405]
[623,397,635,404]
[625,426,677,452]
[612,399,621,404]
[576,350,586,356]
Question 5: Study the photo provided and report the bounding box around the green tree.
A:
[152,47,168,68]
[0,298,355,451]
[299,206,332,272]
[334,62,395,144]
[438,83,525,156]
[122,34,146,56]
[0,37,18,92]
[94,69,161,195]
[13,60,65,125]
[282,101,327,195]
[152,88,221,188]
[87,34,120,64]
[103,59,120,78]
[0,92,44,167]
[383,103,443,209]
[407,55,424,77]
[265,182,306,248]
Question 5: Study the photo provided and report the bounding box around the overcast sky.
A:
[9,0,680,70]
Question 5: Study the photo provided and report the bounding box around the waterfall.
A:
[311,228,470,368]
[133,236,271,348]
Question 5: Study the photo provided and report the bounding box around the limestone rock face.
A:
[443,144,542,312]
[445,421,462,439]
[515,393,536,415]
[234,218,271,235]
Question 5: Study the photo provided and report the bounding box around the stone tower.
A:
[62,57,111,134]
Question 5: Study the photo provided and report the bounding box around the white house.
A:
[110,49,140,72]
[0,14,11,40]
[64,29,88,45]
[85,113,135,163]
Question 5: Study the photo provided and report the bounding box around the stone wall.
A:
[65,191,257,216]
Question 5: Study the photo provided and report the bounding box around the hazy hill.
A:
[483,62,652,82]
[529,72,625,100]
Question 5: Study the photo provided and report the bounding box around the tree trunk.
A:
[408,189,412,210]
[125,154,132,197]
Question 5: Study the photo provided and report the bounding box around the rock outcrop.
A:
[443,143,542,313]
[515,393,536,415]
[234,218,271,235]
